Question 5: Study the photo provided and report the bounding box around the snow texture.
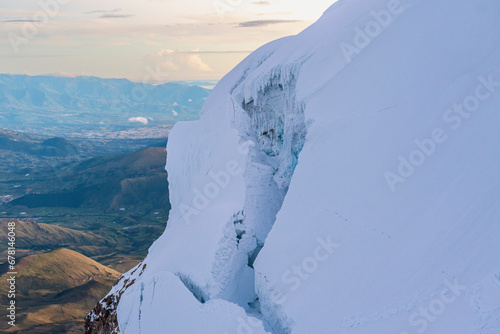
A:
[108,0,500,333]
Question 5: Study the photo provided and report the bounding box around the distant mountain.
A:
[172,80,218,89]
[0,74,210,136]
[41,137,78,155]
[0,248,120,334]
[0,130,78,157]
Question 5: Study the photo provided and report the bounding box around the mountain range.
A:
[0,74,210,136]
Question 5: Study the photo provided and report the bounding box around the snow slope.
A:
[90,0,500,333]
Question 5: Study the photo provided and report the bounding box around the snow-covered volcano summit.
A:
[87,0,500,333]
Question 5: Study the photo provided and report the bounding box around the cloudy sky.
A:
[0,0,335,82]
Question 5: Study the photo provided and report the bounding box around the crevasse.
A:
[227,66,307,332]
[241,72,307,190]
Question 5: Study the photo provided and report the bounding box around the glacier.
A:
[87,0,500,333]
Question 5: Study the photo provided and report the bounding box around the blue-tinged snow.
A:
[106,0,500,333]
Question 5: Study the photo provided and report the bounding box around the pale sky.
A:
[0,0,335,82]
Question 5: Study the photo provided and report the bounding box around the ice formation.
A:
[87,0,500,333]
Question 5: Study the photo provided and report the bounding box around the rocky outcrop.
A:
[86,263,146,334]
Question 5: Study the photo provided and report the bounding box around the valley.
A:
[0,139,171,267]
[0,135,172,333]
[0,71,205,333]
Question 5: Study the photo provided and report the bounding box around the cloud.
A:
[237,19,301,27]
[100,13,134,19]
[85,9,134,19]
[146,49,213,73]
[2,19,42,23]
[85,9,121,14]
[43,72,78,77]
[0,54,69,58]
[128,117,149,125]
[164,50,252,54]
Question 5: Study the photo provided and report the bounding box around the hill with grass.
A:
[9,146,169,211]
[0,220,112,261]
[0,248,121,333]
